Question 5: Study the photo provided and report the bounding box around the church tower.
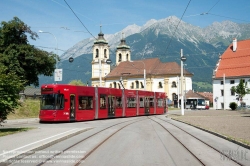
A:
[116,33,131,65]
[91,26,110,87]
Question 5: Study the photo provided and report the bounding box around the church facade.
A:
[91,30,193,103]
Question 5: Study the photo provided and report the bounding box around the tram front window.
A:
[41,94,64,110]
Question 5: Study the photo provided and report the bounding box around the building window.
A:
[136,81,139,89]
[118,54,122,62]
[118,83,121,89]
[114,82,117,89]
[242,79,245,83]
[131,82,134,89]
[221,81,224,85]
[95,49,99,58]
[230,80,235,84]
[104,49,107,58]
[140,82,144,89]
[221,90,224,96]
[159,82,163,88]
[231,89,235,96]
[172,93,178,101]
[126,54,129,61]
[171,81,177,88]
[110,83,112,88]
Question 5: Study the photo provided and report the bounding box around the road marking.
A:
[0,128,79,157]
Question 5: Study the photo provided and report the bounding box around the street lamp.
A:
[38,30,58,69]
[131,61,146,90]
[180,49,187,116]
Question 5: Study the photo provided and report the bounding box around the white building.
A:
[91,30,193,105]
[213,39,250,109]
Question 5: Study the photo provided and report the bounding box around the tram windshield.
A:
[41,94,64,110]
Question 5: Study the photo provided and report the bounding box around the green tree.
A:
[231,79,250,103]
[0,64,25,123]
[0,17,58,87]
[69,80,85,86]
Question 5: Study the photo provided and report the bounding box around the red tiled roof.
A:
[215,39,250,78]
[185,90,205,99]
[197,92,213,102]
[105,58,192,79]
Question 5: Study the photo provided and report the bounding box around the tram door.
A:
[108,96,115,117]
[145,97,150,115]
[70,94,76,121]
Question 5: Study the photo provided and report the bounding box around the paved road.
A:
[1,115,249,166]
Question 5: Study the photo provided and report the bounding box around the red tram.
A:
[39,84,168,122]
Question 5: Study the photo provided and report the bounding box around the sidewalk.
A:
[2,118,39,126]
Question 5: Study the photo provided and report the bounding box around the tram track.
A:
[149,116,243,166]
[149,116,205,166]
[74,117,146,166]
[8,117,146,166]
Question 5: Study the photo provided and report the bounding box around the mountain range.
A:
[39,16,250,92]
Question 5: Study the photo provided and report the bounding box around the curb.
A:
[0,127,92,166]
[170,118,250,150]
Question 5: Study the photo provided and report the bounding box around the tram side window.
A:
[79,96,93,110]
[157,98,163,107]
[145,97,149,107]
[56,94,65,109]
[116,97,122,108]
[149,97,154,107]
[139,97,144,108]
[100,95,106,109]
[127,97,136,108]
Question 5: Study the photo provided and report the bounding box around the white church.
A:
[91,29,193,104]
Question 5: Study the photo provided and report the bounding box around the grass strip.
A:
[0,127,34,137]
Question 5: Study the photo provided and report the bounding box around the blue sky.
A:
[1,0,250,55]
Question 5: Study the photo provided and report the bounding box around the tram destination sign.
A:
[41,88,53,92]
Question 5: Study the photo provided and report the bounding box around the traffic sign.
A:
[106,59,112,64]
[55,69,63,82]
[69,57,74,63]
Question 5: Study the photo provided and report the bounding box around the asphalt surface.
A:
[0,114,249,166]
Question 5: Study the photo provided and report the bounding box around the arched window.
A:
[172,93,178,101]
[104,49,107,58]
[118,54,122,62]
[140,82,144,89]
[110,83,112,88]
[136,81,139,89]
[159,82,163,88]
[95,49,99,58]
[114,82,117,88]
[131,82,134,89]
[172,81,177,88]
[126,54,129,61]
[118,83,121,89]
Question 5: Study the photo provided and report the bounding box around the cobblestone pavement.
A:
[167,109,250,148]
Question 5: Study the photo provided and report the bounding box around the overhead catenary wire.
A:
[206,0,220,13]
[163,0,192,56]
[63,0,97,40]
